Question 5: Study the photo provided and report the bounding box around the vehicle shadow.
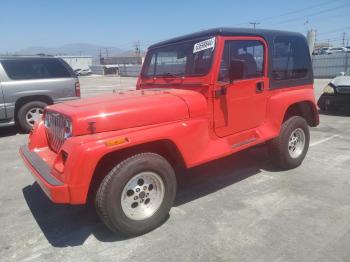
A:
[22,145,277,247]
[0,126,21,137]
[318,108,350,117]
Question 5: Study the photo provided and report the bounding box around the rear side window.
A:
[2,58,72,80]
[272,36,310,80]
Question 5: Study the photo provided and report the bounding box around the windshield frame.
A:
[141,36,217,78]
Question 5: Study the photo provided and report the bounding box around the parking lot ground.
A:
[78,75,137,97]
[1,77,350,262]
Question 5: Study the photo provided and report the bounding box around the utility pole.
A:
[342,32,346,46]
[134,41,141,64]
[99,49,102,64]
[249,22,260,29]
[105,48,110,57]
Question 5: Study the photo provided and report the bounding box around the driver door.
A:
[213,37,268,138]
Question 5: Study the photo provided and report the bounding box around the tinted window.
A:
[218,40,264,82]
[2,58,72,80]
[272,36,309,80]
[143,37,215,77]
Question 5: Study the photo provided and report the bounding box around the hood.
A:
[331,76,350,87]
[46,89,207,135]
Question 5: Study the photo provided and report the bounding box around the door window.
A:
[218,40,265,82]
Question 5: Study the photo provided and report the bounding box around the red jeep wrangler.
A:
[20,28,319,236]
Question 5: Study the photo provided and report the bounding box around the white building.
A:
[55,55,92,71]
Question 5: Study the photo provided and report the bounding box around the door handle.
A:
[256,82,264,93]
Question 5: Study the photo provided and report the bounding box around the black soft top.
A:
[148,27,313,89]
[149,27,305,49]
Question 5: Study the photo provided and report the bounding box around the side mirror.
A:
[339,72,345,76]
[229,60,245,83]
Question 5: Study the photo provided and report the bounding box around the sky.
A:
[1,0,350,53]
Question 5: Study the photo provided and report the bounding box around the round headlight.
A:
[323,84,335,94]
[44,116,50,128]
[64,119,72,139]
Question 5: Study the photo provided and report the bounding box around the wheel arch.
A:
[88,139,186,200]
[283,100,319,127]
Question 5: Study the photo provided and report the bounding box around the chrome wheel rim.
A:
[121,171,165,221]
[25,107,43,126]
[288,128,305,159]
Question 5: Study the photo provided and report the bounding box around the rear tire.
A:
[268,116,310,170]
[17,101,47,132]
[95,153,177,236]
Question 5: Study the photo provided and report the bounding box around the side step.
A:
[232,137,257,149]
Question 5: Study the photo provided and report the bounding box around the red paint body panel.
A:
[20,34,319,204]
[46,89,208,136]
[20,147,70,203]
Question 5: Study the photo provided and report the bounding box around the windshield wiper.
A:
[159,73,183,78]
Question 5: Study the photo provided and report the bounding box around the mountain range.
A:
[8,43,144,60]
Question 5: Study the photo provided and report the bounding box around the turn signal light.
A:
[105,137,129,147]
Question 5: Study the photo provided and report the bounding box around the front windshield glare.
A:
[143,37,216,77]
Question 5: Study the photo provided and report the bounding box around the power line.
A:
[317,26,350,36]
[237,0,344,27]
[265,2,350,27]
[236,0,343,25]
[268,12,350,30]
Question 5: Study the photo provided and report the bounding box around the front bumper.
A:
[20,145,70,203]
[317,93,350,109]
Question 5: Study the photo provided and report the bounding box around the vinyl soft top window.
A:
[272,36,310,80]
[218,40,265,82]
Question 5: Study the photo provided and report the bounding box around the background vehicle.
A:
[0,56,80,132]
[75,68,91,76]
[20,28,319,236]
[325,47,347,54]
[318,69,350,111]
[318,47,330,55]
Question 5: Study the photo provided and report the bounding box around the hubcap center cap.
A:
[139,191,146,199]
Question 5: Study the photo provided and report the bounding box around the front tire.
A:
[95,153,177,236]
[268,116,310,170]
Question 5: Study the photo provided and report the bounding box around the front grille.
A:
[45,111,67,152]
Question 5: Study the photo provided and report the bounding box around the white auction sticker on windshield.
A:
[193,37,215,53]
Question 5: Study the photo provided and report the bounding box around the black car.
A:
[318,70,350,112]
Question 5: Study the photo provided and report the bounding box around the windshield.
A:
[345,70,350,76]
[142,37,216,77]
